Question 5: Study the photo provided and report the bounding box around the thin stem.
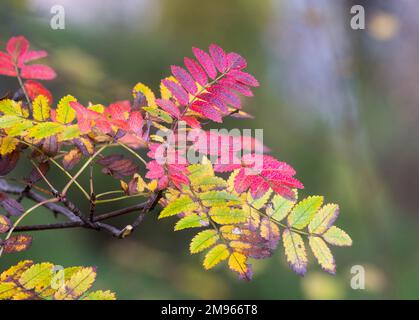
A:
[95,190,124,199]
[0,198,58,257]
[117,142,147,166]
[14,64,32,109]
[30,160,57,194]
[7,135,90,200]
[95,192,148,204]
[62,145,107,196]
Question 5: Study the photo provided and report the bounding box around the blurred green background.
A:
[1,0,418,299]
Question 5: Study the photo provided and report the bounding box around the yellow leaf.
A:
[209,207,247,224]
[190,230,219,254]
[83,290,116,300]
[28,122,64,139]
[159,195,198,218]
[0,137,18,155]
[54,267,96,300]
[203,244,229,269]
[132,82,156,106]
[33,95,50,121]
[282,229,308,276]
[56,95,77,124]
[308,236,336,274]
[308,203,339,234]
[228,252,250,279]
[58,125,81,141]
[19,262,54,292]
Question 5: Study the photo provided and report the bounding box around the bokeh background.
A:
[1,0,418,299]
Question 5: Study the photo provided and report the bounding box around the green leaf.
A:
[58,125,81,141]
[282,229,307,276]
[174,214,208,231]
[159,195,198,218]
[0,99,25,116]
[56,95,77,124]
[28,122,64,139]
[33,95,50,121]
[203,244,229,269]
[267,192,297,222]
[83,290,116,300]
[287,196,323,229]
[190,230,219,254]
[209,207,247,224]
[308,203,339,234]
[0,115,22,129]
[199,191,240,207]
[308,236,336,274]
[247,189,272,210]
[54,267,96,300]
[6,121,33,137]
[143,106,173,123]
[323,226,352,247]
[19,262,54,291]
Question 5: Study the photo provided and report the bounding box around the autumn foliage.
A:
[0,36,352,290]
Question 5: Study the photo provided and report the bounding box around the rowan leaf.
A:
[28,122,64,139]
[54,267,96,300]
[308,203,339,234]
[193,47,217,79]
[143,106,173,123]
[171,65,198,94]
[287,196,323,229]
[209,207,247,224]
[267,192,297,222]
[0,115,22,129]
[1,235,32,253]
[0,137,18,155]
[19,262,54,292]
[308,236,336,274]
[62,148,82,170]
[83,290,116,300]
[132,82,156,106]
[175,214,208,231]
[203,244,229,269]
[198,191,240,207]
[184,57,208,86]
[159,195,198,218]
[56,95,77,124]
[161,79,189,105]
[323,226,352,247]
[209,44,228,73]
[6,121,33,137]
[58,125,81,141]
[282,229,307,276]
[0,99,25,116]
[190,230,219,254]
[33,95,50,121]
[228,252,251,280]
[0,215,11,233]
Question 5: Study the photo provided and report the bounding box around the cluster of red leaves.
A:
[161,44,259,124]
[69,101,145,147]
[0,36,54,103]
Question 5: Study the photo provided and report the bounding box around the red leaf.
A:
[220,78,253,97]
[0,52,16,76]
[209,44,227,73]
[128,111,144,135]
[105,101,131,121]
[161,79,189,105]
[171,65,197,95]
[145,160,165,179]
[231,154,303,199]
[198,92,228,113]
[6,36,29,60]
[20,50,48,64]
[180,116,201,129]
[184,57,208,86]
[70,101,101,133]
[192,47,217,79]
[24,80,53,104]
[208,85,241,109]
[228,70,259,87]
[156,98,180,118]
[20,64,56,80]
[190,100,222,123]
[227,52,247,70]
